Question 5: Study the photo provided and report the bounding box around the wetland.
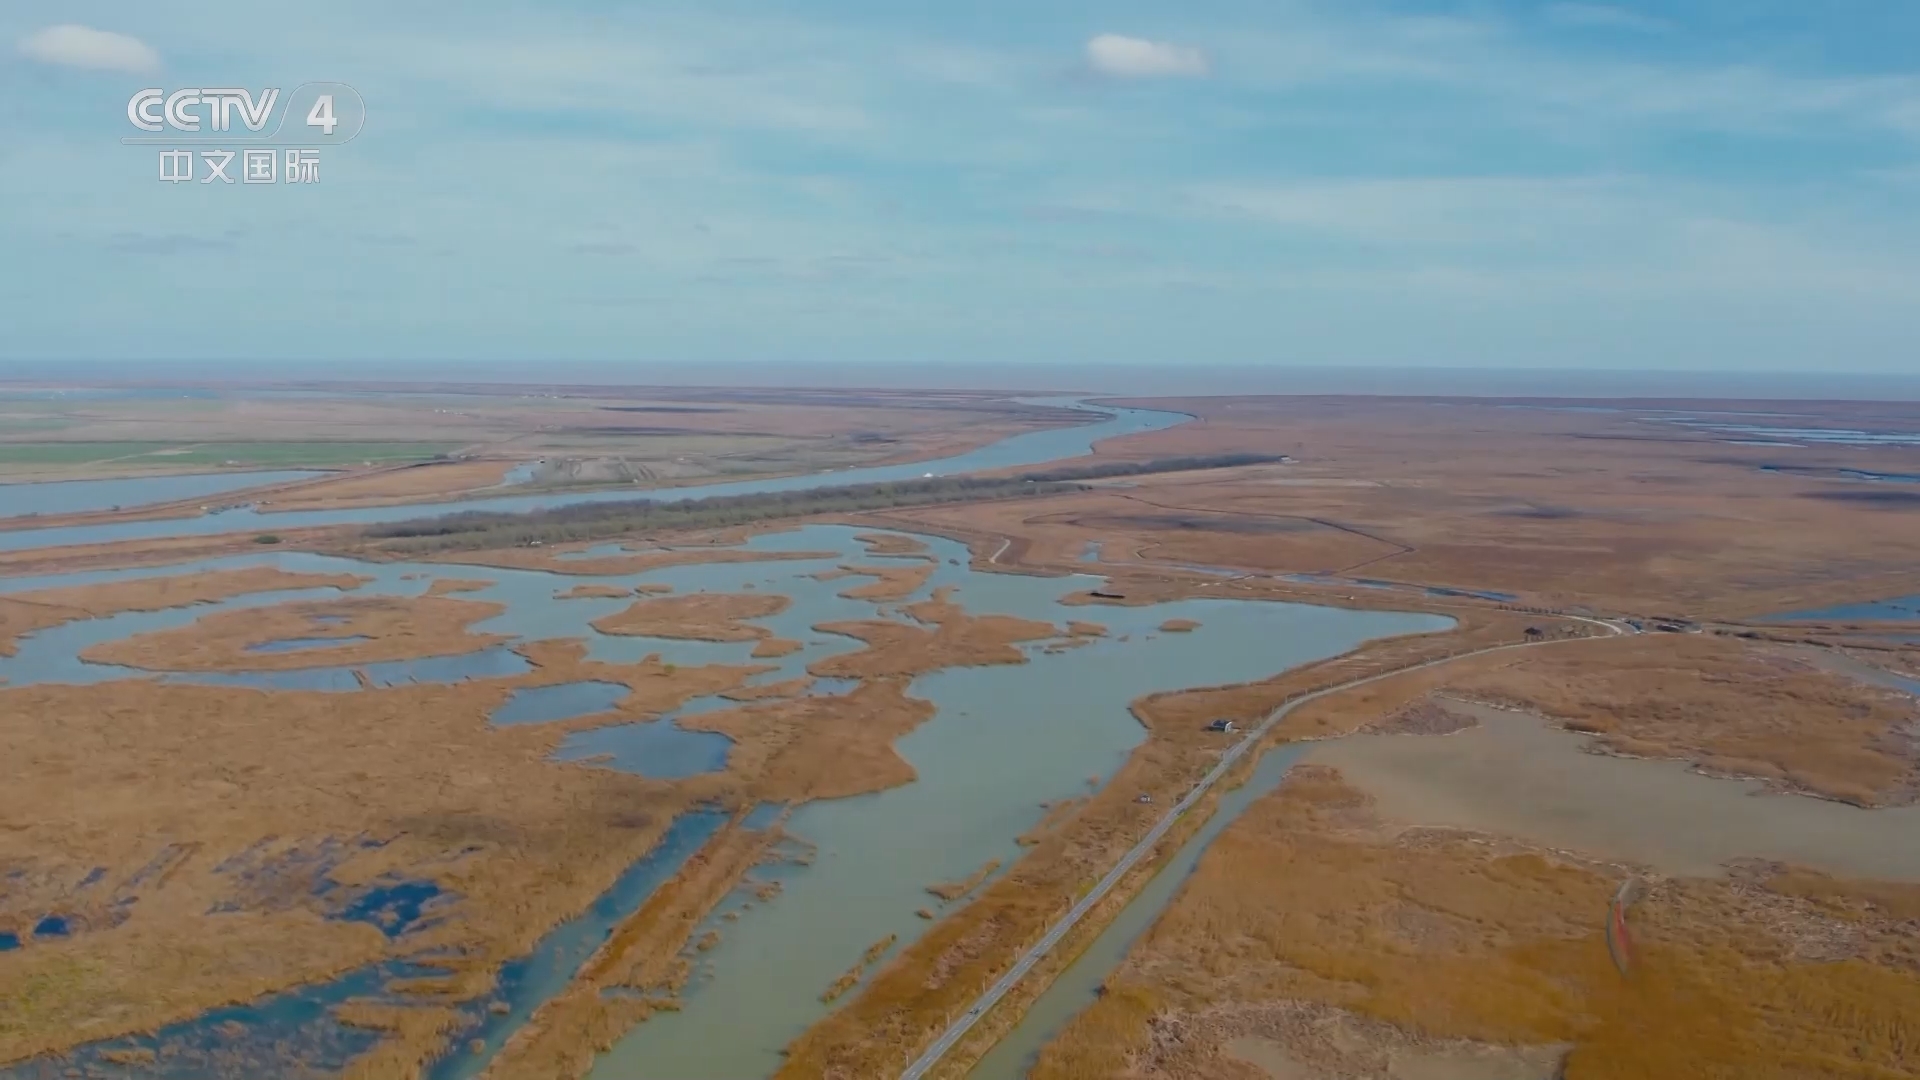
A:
[0,520,1449,1079]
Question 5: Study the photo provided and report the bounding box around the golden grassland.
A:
[0,566,1104,1074]
[679,680,937,802]
[721,675,815,701]
[424,578,493,596]
[554,583,639,600]
[0,565,369,655]
[854,532,933,559]
[81,594,512,672]
[256,461,517,512]
[589,591,791,642]
[751,637,805,658]
[10,393,1920,1077]
[815,561,939,601]
[927,860,1002,904]
[807,586,1060,681]
[1440,634,1920,806]
[877,395,1920,619]
[0,634,770,1066]
[1030,765,1920,1080]
[0,529,350,578]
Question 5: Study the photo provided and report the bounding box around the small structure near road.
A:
[1206,718,1238,734]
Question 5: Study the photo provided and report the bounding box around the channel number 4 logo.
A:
[307,94,338,135]
[123,82,365,145]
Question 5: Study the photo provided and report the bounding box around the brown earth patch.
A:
[808,587,1057,681]
[1363,697,1480,737]
[1440,634,1920,806]
[677,680,938,802]
[425,578,493,596]
[556,584,634,600]
[855,533,932,559]
[591,592,791,642]
[1030,765,1920,1080]
[751,637,805,658]
[1,566,369,656]
[0,638,767,1066]
[80,594,511,672]
[818,562,938,602]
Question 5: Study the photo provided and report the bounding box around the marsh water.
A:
[0,520,1450,1080]
[0,469,325,519]
[0,398,1186,552]
[969,744,1311,1080]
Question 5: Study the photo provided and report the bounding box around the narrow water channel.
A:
[967,745,1310,1080]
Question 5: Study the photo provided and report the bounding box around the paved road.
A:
[897,613,1629,1079]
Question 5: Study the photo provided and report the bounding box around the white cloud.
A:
[18,24,160,73]
[1085,34,1210,79]
[1544,3,1673,34]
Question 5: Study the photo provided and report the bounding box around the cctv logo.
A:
[128,89,281,133]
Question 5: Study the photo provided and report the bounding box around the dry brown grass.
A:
[854,533,932,558]
[721,676,815,701]
[874,395,1920,620]
[828,562,938,601]
[1032,766,1920,1080]
[555,584,634,600]
[257,461,516,512]
[1160,618,1200,633]
[678,680,938,802]
[81,594,511,672]
[590,591,790,642]
[0,566,369,655]
[927,860,1002,903]
[751,637,804,658]
[424,578,493,596]
[808,587,1058,681]
[1441,635,1920,805]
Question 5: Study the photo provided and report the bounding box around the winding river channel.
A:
[0,399,1184,552]
[0,401,1464,1079]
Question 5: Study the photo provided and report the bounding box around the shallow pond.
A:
[552,719,732,779]
[490,681,630,726]
[0,470,326,519]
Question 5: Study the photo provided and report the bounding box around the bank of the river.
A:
[0,400,1188,554]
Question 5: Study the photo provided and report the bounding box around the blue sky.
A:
[2,1,1917,372]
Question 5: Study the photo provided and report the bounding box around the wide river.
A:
[0,399,1185,552]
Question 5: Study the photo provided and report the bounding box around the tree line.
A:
[363,453,1287,553]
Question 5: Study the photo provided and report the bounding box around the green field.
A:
[0,442,456,468]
